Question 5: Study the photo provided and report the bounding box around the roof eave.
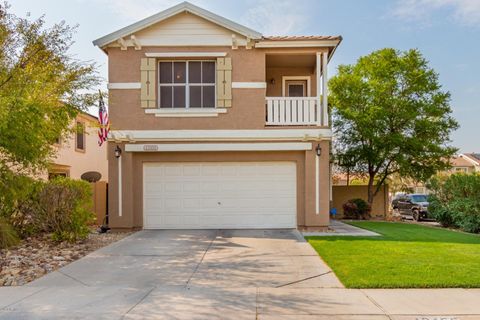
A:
[460,153,480,166]
[92,1,262,50]
[328,36,342,61]
[254,38,342,48]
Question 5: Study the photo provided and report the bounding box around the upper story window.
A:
[159,61,215,109]
[75,121,85,152]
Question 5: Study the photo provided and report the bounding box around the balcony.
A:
[266,97,327,126]
[265,51,329,127]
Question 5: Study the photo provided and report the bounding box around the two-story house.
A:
[93,2,341,230]
[47,112,108,181]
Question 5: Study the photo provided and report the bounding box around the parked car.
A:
[392,194,430,221]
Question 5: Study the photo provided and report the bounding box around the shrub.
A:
[17,178,95,242]
[0,169,38,220]
[343,198,371,219]
[428,173,480,233]
[0,217,19,249]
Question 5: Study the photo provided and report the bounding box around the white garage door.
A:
[143,162,296,229]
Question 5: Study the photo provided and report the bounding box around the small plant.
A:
[0,217,19,249]
[343,198,371,220]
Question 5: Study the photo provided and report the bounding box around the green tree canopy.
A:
[330,48,458,204]
[0,3,99,174]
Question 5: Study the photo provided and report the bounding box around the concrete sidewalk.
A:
[1,286,479,319]
[303,220,381,236]
[0,230,479,319]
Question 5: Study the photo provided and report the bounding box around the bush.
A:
[343,198,371,219]
[428,173,480,233]
[16,178,95,242]
[0,169,38,220]
[0,217,19,249]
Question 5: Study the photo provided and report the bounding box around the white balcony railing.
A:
[266,97,327,126]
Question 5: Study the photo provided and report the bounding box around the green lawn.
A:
[306,221,480,288]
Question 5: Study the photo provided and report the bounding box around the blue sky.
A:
[11,0,480,152]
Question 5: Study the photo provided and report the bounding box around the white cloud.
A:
[391,0,480,26]
[240,0,308,35]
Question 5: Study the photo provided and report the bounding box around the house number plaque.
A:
[143,145,159,151]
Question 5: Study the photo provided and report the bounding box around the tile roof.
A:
[262,35,342,41]
[462,153,480,164]
[471,154,480,161]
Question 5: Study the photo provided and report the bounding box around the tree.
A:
[0,3,99,175]
[330,48,458,206]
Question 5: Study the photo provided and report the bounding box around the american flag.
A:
[98,90,109,146]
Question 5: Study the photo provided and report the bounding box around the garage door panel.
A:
[182,165,202,176]
[201,165,221,176]
[183,182,202,192]
[164,165,182,176]
[143,162,296,229]
[144,198,164,211]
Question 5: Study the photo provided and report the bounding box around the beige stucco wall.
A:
[106,140,331,230]
[107,46,329,131]
[266,67,317,97]
[49,114,108,181]
[331,185,389,218]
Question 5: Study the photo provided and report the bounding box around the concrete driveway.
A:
[1,229,480,319]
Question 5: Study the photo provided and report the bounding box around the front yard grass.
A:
[306,221,480,288]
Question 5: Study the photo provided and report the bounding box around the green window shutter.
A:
[216,57,232,108]
[140,58,156,108]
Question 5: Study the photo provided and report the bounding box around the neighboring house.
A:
[93,2,341,230]
[455,153,480,173]
[48,112,108,181]
[391,154,480,195]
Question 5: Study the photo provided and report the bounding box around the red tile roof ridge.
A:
[262,35,342,41]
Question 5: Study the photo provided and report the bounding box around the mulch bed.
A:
[0,229,133,286]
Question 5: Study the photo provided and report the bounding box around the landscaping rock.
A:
[0,230,133,286]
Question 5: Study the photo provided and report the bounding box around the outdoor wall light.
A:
[270,78,275,85]
[114,145,122,158]
[315,144,322,157]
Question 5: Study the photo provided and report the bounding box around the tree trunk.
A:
[367,174,375,207]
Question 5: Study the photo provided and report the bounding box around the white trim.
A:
[109,129,332,142]
[131,35,141,50]
[316,53,321,126]
[315,154,319,214]
[460,154,480,166]
[329,163,333,202]
[232,82,267,89]
[322,51,328,127]
[118,156,122,217]
[125,142,312,152]
[255,40,340,48]
[108,82,141,90]
[93,2,262,48]
[145,108,227,117]
[117,37,127,50]
[145,52,227,58]
[282,76,311,97]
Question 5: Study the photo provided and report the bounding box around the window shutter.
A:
[216,57,232,108]
[140,58,156,108]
